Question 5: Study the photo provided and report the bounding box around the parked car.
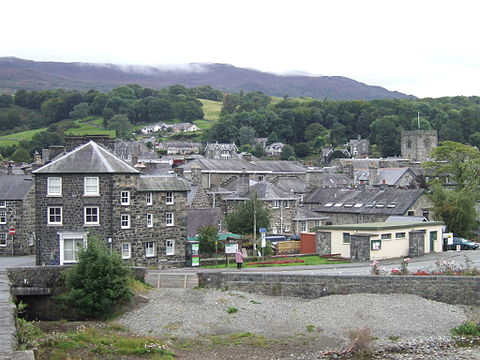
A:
[448,237,479,250]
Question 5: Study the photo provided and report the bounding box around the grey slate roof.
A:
[250,161,308,173]
[225,181,299,201]
[293,208,328,221]
[187,208,220,238]
[222,177,258,191]
[306,188,425,215]
[137,175,190,192]
[179,159,265,173]
[386,215,428,223]
[273,177,308,193]
[354,168,413,185]
[317,173,353,187]
[0,175,34,200]
[33,141,139,174]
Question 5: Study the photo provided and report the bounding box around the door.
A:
[429,231,437,252]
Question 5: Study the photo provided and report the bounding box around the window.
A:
[84,177,99,196]
[145,241,156,257]
[407,210,415,216]
[258,175,264,182]
[283,200,290,208]
[0,233,7,246]
[284,225,291,233]
[314,220,321,227]
[120,191,130,205]
[272,226,278,234]
[166,240,175,255]
[0,200,5,208]
[422,210,430,220]
[121,242,131,259]
[61,236,85,264]
[0,211,6,224]
[147,213,153,228]
[395,232,406,239]
[47,207,62,225]
[146,192,153,206]
[47,177,62,196]
[121,214,131,229]
[343,232,350,244]
[84,207,99,225]
[166,212,174,226]
[166,192,174,204]
[381,233,392,240]
[300,221,307,232]
[272,200,280,209]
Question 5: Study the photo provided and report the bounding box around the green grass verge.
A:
[199,99,222,121]
[0,127,47,146]
[201,255,349,269]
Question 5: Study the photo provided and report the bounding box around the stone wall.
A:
[316,231,331,255]
[350,234,371,261]
[409,230,426,258]
[198,272,480,306]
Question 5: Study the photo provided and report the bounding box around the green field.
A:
[199,99,222,121]
[202,255,349,269]
[0,128,47,146]
[65,118,115,137]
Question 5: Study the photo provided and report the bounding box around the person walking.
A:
[235,249,246,269]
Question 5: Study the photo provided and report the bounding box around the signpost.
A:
[224,242,239,267]
[259,228,267,257]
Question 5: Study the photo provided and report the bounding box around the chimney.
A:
[190,163,201,185]
[238,168,250,196]
[368,161,378,186]
[7,162,13,175]
[33,151,42,165]
[131,154,138,166]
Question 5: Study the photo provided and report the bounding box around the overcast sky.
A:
[2,0,479,98]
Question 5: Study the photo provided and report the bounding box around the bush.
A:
[59,236,133,318]
[452,321,480,337]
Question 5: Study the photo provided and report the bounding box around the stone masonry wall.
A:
[316,231,331,255]
[350,234,371,262]
[198,272,480,306]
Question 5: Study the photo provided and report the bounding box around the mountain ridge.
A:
[0,57,415,100]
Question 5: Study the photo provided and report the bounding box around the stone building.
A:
[305,188,432,225]
[0,175,36,256]
[401,130,438,162]
[348,135,370,157]
[204,142,239,160]
[265,142,284,158]
[33,141,190,267]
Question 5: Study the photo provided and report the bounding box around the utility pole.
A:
[418,112,421,129]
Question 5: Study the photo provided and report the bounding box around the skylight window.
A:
[387,203,398,208]
[365,203,374,208]
[334,203,343,207]
[354,203,363,208]
[344,203,354,208]
[375,203,385,208]
[324,202,333,207]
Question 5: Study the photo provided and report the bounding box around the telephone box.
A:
[185,241,200,267]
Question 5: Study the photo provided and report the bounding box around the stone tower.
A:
[401,130,438,162]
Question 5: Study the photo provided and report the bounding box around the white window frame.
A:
[145,241,156,257]
[121,242,131,259]
[166,212,174,226]
[300,221,307,232]
[284,200,290,208]
[84,177,99,196]
[0,233,7,247]
[120,191,130,206]
[47,207,62,225]
[272,226,278,234]
[0,200,6,208]
[166,239,175,256]
[166,191,174,205]
[146,192,153,206]
[284,225,291,233]
[0,210,6,224]
[121,214,131,229]
[59,233,87,265]
[84,207,99,225]
[47,177,62,196]
[147,213,153,228]
[272,200,280,209]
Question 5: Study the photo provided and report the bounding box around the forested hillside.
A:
[0,57,413,101]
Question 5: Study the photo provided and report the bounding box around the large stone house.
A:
[348,136,370,157]
[0,175,36,256]
[304,188,432,225]
[33,141,190,267]
[204,142,239,160]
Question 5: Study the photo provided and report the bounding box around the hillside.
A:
[0,57,414,101]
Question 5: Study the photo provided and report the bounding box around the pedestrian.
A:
[235,249,246,269]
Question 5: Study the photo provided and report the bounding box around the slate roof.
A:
[316,221,443,231]
[179,159,265,173]
[354,168,413,185]
[222,177,258,191]
[224,181,299,201]
[306,188,425,215]
[317,173,353,187]
[33,141,140,174]
[187,208,220,238]
[386,215,428,223]
[0,175,34,200]
[273,177,308,193]
[293,208,328,221]
[250,160,308,173]
[137,175,190,192]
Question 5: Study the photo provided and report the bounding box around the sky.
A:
[2,0,480,98]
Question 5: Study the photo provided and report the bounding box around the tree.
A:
[238,125,256,146]
[69,102,90,119]
[423,141,480,192]
[252,143,265,158]
[0,94,12,108]
[281,144,295,160]
[293,142,312,158]
[369,115,401,157]
[109,114,133,140]
[198,225,221,255]
[11,147,30,162]
[60,236,132,318]
[225,194,271,236]
[429,185,477,237]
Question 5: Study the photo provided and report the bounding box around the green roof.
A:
[317,221,444,231]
